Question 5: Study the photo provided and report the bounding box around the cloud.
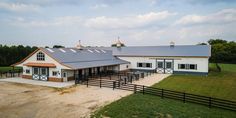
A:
[85,11,177,29]
[11,16,82,27]
[0,2,39,12]
[175,8,236,25]
[90,3,109,10]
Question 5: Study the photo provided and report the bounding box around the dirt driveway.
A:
[0,81,132,118]
[0,74,170,118]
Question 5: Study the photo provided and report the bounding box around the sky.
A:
[0,0,236,47]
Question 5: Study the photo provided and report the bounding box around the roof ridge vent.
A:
[46,48,54,53]
[70,49,76,53]
[87,49,94,53]
[101,49,106,53]
[94,49,100,53]
[59,48,66,53]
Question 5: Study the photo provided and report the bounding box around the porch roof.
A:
[23,62,56,68]
[63,58,129,69]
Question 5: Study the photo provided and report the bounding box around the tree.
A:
[199,39,236,71]
[53,45,65,48]
[197,42,207,45]
[111,43,125,47]
[208,39,227,45]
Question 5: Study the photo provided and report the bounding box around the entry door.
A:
[156,61,164,73]
[32,67,40,80]
[32,67,48,81]
[40,68,48,81]
[156,60,173,74]
[165,61,173,74]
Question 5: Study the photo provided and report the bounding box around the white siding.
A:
[118,56,209,73]
[174,57,209,73]
[119,64,130,71]
[118,57,156,70]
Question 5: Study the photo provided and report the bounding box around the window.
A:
[146,63,152,68]
[137,62,152,68]
[37,52,45,61]
[178,64,197,70]
[52,71,58,76]
[41,68,47,75]
[178,64,186,69]
[33,68,39,74]
[190,64,197,70]
[137,63,143,67]
[157,62,163,68]
[166,62,172,68]
[26,69,30,74]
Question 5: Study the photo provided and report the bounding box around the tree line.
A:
[0,45,37,66]
[0,39,235,66]
[199,39,236,64]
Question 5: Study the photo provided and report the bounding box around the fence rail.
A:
[81,78,236,112]
[0,70,22,78]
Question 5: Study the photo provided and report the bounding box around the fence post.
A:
[143,85,145,94]
[134,85,137,94]
[18,70,20,77]
[100,78,102,88]
[118,80,120,88]
[113,81,116,90]
[131,76,132,83]
[183,92,186,103]
[86,79,88,87]
[161,89,164,98]
[209,97,212,108]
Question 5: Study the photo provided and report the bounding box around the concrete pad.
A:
[0,78,74,88]
[133,74,171,86]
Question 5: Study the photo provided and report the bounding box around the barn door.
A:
[32,67,48,81]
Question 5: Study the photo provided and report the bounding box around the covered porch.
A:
[73,65,120,83]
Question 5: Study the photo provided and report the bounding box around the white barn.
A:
[13,42,211,82]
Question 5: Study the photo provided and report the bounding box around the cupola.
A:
[170,41,175,48]
[76,40,83,50]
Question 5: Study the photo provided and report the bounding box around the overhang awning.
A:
[23,62,56,68]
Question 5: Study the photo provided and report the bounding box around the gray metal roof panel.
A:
[41,48,129,69]
[89,45,211,57]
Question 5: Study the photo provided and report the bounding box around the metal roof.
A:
[41,48,129,69]
[89,45,211,57]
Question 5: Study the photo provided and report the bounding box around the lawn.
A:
[153,63,236,101]
[93,63,236,118]
[0,66,22,72]
[93,93,236,118]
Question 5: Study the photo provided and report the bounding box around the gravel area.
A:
[0,74,170,118]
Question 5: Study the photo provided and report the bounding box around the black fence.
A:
[0,70,22,78]
[81,78,236,112]
[75,70,157,84]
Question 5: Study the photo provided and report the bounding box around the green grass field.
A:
[153,63,236,101]
[93,94,236,118]
[0,66,22,72]
[93,64,236,118]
